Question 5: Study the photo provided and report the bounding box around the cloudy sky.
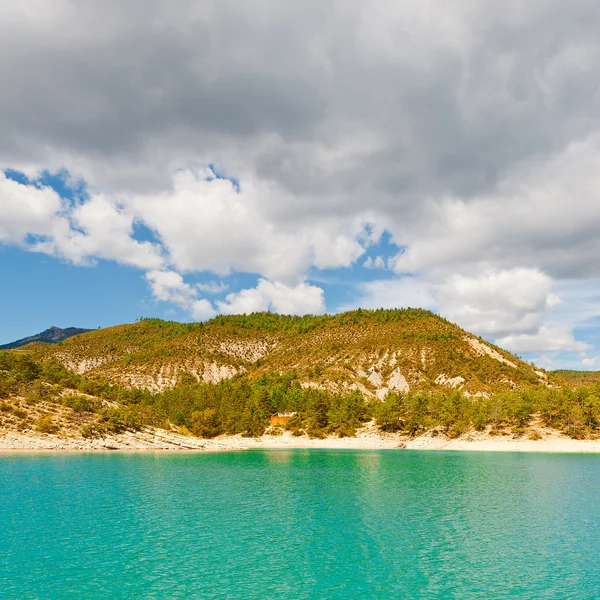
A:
[1,0,599,369]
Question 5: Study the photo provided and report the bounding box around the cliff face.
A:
[30,309,552,394]
[0,326,93,350]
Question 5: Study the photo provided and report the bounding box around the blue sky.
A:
[2,1,600,370]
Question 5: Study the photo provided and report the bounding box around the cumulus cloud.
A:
[0,172,68,244]
[196,281,229,295]
[145,270,216,320]
[435,269,558,337]
[496,326,591,354]
[581,355,598,367]
[343,277,435,312]
[349,268,589,355]
[127,167,370,281]
[47,195,163,269]
[0,171,163,269]
[145,271,324,319]
[217,279,325,316]
[145,270,197,308]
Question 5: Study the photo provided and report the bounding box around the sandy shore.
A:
[2,425,600,453]
[240,433,600,453]
[0,429,246,453]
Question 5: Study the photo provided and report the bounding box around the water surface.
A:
[1,450,599,599]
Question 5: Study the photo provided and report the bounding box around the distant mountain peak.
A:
[0,326,93,350]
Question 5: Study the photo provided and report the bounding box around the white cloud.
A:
[145,270,201,310]
[47,195,163,270]
[145,270,217,320]
[146,271,324,319]
[196,281,229,294]
[343,277,435,311]
[126,167,371,281]
[496,326,591,354]
[434,269,592,355]
[0,172,162,269]
[146,270,218,320]
[364,256,386,269]
[348,269,592,357]
[0,172,68,244]
[581,356,597,367]
[217,279,325,316]
[190,299,217,321]
[435,268,555,337]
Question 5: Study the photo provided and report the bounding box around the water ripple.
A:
[1,450,600,599]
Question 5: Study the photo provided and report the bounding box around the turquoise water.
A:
[1,450,599,599]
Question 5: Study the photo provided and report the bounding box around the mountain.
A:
[31,309,551,394]
[0,326,93,350]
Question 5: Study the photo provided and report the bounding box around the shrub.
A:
[62,395,100,414]
[81,423,104,438]
[35,415,59,434]
[24,391,44,405]
[12,407,27,419]
[191,408,220,438]
[16,419,29,431]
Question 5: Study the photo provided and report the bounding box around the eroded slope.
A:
[31,309,551,394]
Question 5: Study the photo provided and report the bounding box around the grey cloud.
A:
[2,3,600,277]
[2,0,600,205]
[0,0,333,190]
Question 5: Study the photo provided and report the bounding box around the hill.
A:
[552,370,600,387]
[31,309,549,395]
[3,309,600,444]
[0,326,93,350]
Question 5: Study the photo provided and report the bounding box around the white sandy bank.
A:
[2,425,600,453]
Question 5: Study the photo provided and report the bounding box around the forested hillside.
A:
[1,348,600,441]
[553,370,600,387]
[3,309,600,443]
[29,309,550,395]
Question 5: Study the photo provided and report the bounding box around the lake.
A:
[1,450,599,599]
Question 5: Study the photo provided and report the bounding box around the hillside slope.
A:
[0,326,93,350]
[552,370,600,387]
[31,309,550,395]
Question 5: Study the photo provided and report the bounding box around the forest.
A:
[2,351,600,440]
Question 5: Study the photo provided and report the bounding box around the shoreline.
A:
[3,427,600,454]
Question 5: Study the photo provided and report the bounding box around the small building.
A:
[270,412,297,427]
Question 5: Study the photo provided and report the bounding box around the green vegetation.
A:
[552,370,600,387]
[27,308,549,395]
[374,388,600,439]
[2,349,600,440]
[35,414,60,434]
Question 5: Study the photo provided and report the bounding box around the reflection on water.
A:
[1,450,600,599]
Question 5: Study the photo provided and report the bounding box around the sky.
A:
[1,0,600,370]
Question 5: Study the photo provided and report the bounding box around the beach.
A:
[3,423,600,453]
